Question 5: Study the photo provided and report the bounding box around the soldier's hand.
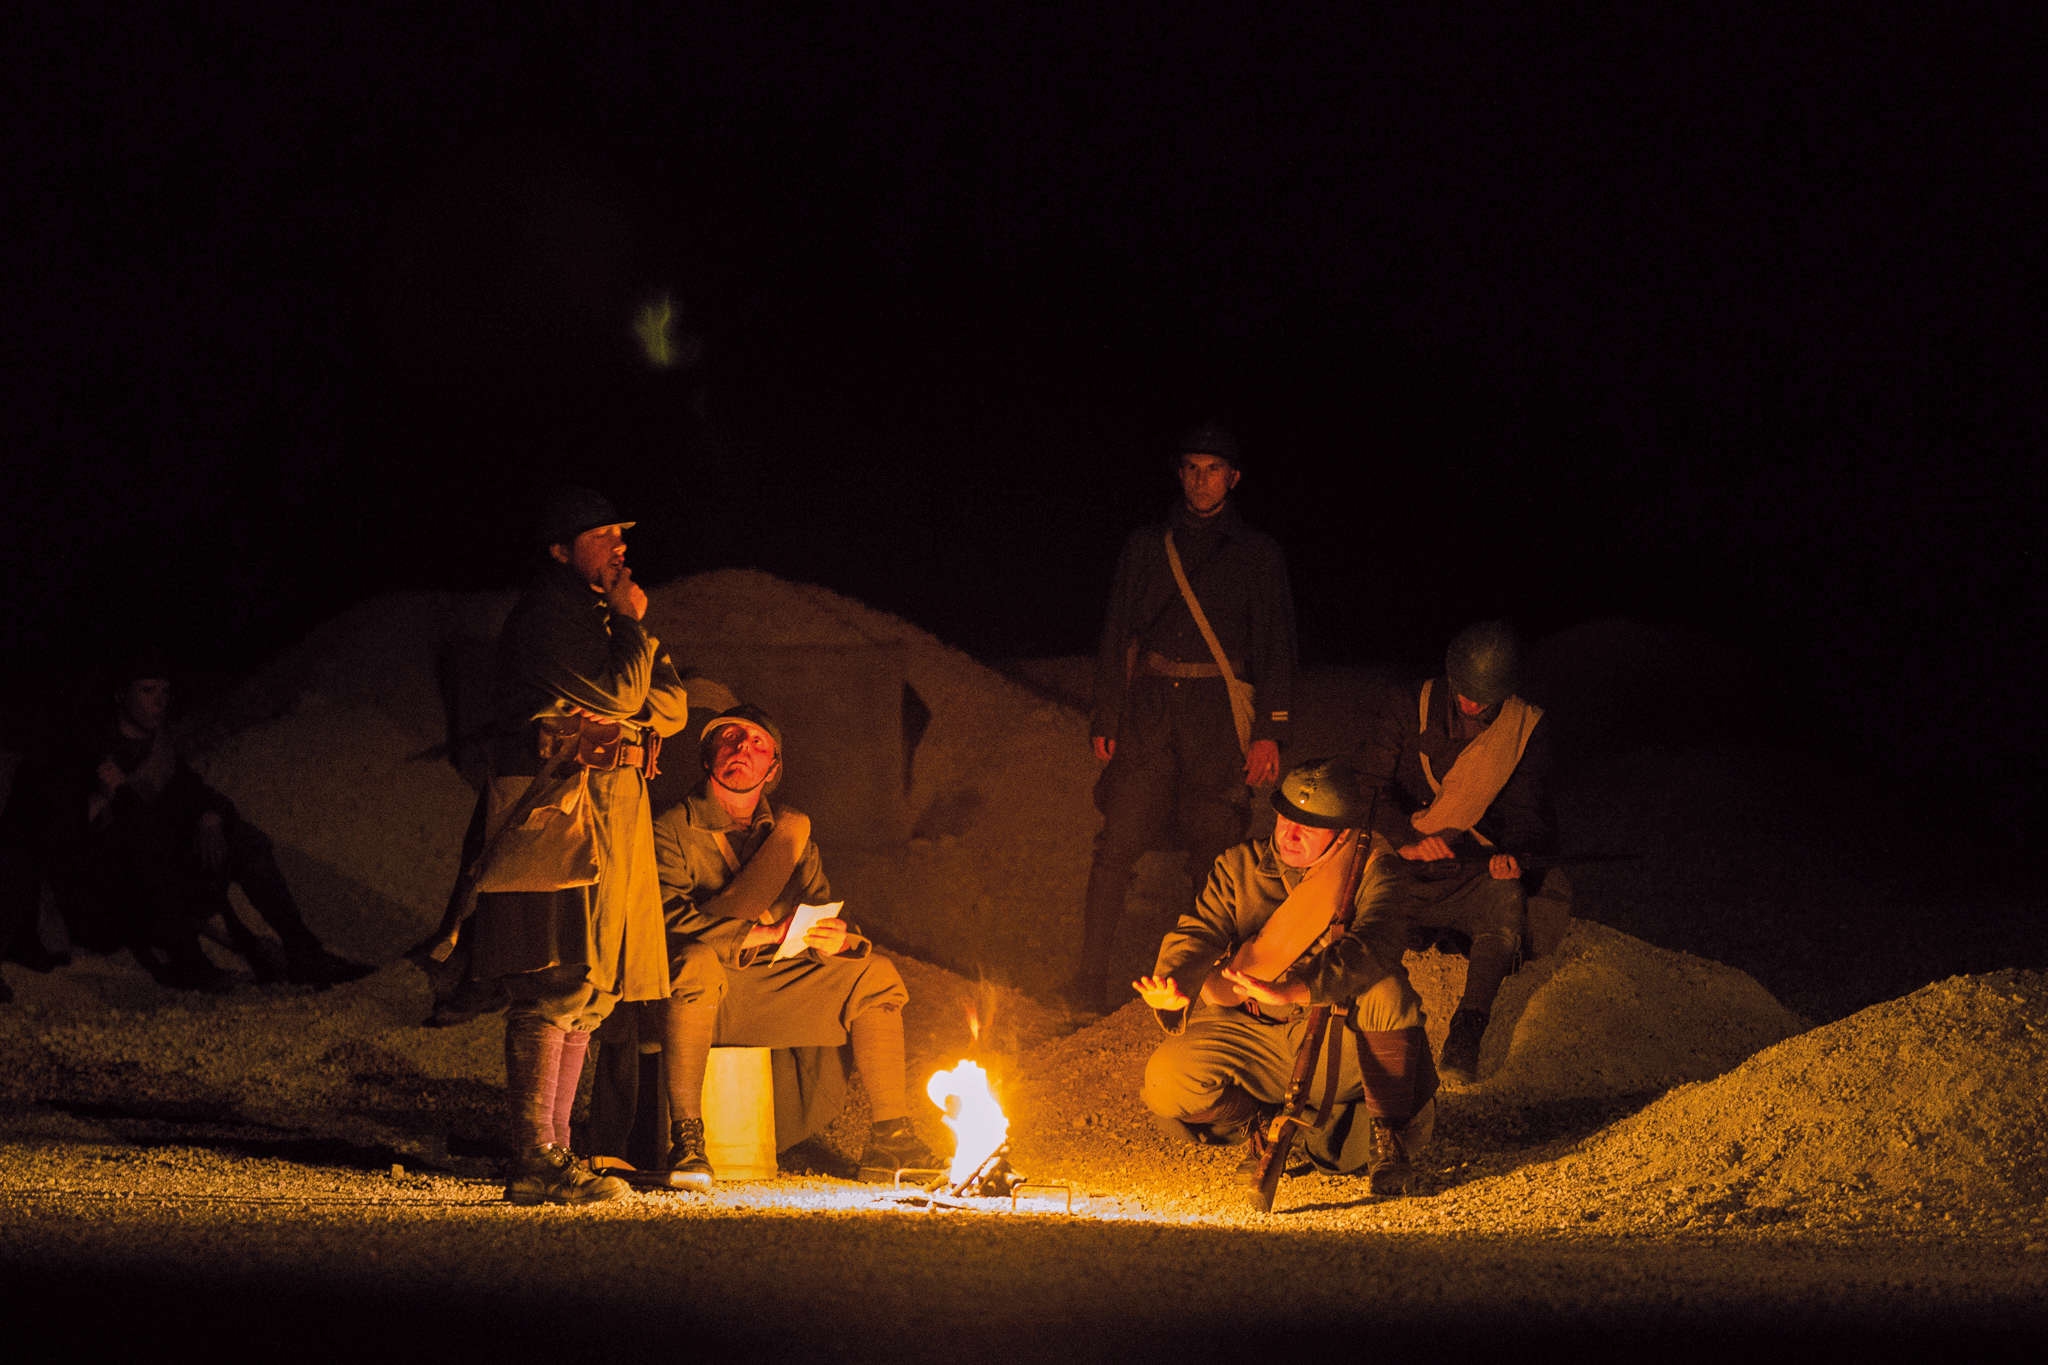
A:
[743,915,791,949]
[95,758,126,794]
[1221,966,1308,1009]
[1489,853,1522,880]
[803,917,851,956]
[1133,974,1188,1011]
[607,565,649,621]
[1092,736,1115,765]
[195,812,229,872]
[1243,739,1280,787]
[1399,835,1455,862]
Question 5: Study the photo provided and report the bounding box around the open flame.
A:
[925,1058,1007,1186]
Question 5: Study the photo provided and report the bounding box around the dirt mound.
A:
[645,571,1098,992]
[1409,919,1807,1106]
[175,573,1098,993]
[1554,968,2048,1221]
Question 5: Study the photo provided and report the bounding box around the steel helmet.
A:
[1445,620,1522,710]
[1270,757,1367,830]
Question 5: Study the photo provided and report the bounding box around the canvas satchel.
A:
[472,718,603,893]
[1161,530,1257,755]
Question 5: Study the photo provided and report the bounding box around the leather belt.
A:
[536,716,660,777]
[1141,650,1243,679]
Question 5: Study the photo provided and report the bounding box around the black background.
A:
[6,3,2043,826]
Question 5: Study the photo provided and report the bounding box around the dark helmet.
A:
[535,486,635,548]
[699,703,784,789]
[1172,421,1241,470]
[1270,757,1367,830]
[1445,620,1522,709]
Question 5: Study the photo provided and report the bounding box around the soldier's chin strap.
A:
[709,757,780,799]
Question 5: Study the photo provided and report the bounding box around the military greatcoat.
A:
[465,561,690,1009]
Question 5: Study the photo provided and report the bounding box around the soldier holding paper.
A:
[586,704,936,1187]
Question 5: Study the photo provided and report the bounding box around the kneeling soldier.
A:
[1136,758,1436,1196]
[588,705,938,1186]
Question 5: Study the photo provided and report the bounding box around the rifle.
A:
[1410,851,1639,879]
[1249,792,1378,1215]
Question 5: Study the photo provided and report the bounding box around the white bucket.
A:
[702,1046,777,1180]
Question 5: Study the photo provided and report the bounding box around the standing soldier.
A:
[465,487,691,1205]
[1068,423,1297,1014]
[1353,621,1562,1085]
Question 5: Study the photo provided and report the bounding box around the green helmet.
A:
[1445,620,1522,709]
[1269,757,1366,830]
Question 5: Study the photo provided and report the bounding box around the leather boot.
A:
[1368,1118,1416,1197]
[664,1117,715,1192]
[503,1144,628,1206]
[1438,1008,1489,1086]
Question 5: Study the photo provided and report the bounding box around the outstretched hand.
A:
[1132,974,1188,1011]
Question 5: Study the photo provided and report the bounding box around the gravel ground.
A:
[5,945,2045,1359]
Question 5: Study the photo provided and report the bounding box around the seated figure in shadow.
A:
[45,662,373,991]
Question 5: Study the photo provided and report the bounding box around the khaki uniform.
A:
[1141,838,1435,1174]
[589,788,907,1157]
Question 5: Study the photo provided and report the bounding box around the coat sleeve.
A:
[639,638,693,738]
[505,593,661,722]
[1357,681,1424,850]
[1245,538,1298,749]
[1089,531,1150,742]
[1295,871,1407,1007]
[1479,715,1558,858]
[653,809,754,964]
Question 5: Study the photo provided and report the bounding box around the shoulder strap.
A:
[1163,530,1253,753]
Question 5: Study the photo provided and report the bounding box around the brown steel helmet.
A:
[1269,757,1366,830]
[1445,620,1522,709]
